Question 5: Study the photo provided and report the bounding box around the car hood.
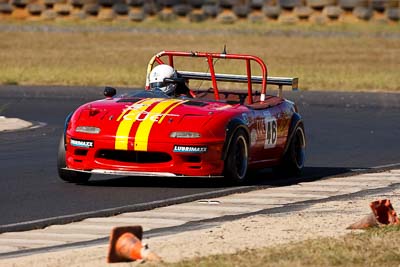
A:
[69,97,240,140]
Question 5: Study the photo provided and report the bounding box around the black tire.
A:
[203,4,220,17]
[98,0,124,7]
[188,0,204,8]
[57,135,91,184]
[113,3,129,15]
[43,0,58,6]
[263,5,281,19]
[306,0,335,9]
[83,4,99,16]
[173,4,192,16]
[224,129,249,184]
[339,0,367,10]
[371,0,385,12]
[323,6,342,19]
[250,0,264,10]
[11,0,29,8]
[278,0,302,9]
[294,6,313,19]
[387,8,400,21]
[27,3,44,15]
[219,0,237,8]
[127,0,144,7]
[143,2,159,15]
[233,4,250,17]
[274,125,305,176]
[353,6,373,20]
[0,3,13,13]
[157,0,179,7]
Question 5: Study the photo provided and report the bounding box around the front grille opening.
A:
[182,155,201,163]
[189,166,201,169]
[96,150,172,163]
[74,149,88,156]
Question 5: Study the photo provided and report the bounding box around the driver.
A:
[149,64,194,98]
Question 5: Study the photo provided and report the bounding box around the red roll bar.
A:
[146,51,269,105]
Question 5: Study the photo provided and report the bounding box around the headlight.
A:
[170,131,201,138]
[76,126,101,134]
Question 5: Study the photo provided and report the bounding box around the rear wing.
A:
[177,71,298,98]
[146,51,298,105]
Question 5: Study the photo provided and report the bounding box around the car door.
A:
[247,99,287,167]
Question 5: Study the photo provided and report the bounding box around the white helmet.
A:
[149,64,177,96]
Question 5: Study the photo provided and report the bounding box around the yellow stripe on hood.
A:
[115,98,162,150]
[134,99,185,151]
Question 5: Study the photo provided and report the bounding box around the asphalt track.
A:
[0,86,399,229]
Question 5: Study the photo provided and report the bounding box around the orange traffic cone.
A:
[370,199,399,225]
[347,199,400,230]
[107,225,161,263]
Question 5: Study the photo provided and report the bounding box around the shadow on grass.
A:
[83,166,354,189]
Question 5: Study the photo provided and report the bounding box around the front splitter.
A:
[63,168,224,178]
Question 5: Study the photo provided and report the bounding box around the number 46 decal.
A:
[264,118,277,149]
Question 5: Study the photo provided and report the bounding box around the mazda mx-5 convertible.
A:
[58,50,305,184]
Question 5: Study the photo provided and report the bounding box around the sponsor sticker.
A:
[70,139,94,148]
[173,145,207,153]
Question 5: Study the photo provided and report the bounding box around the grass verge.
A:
[0,20,399,91]
[159,225,400,267]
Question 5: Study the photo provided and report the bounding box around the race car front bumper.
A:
[62,168,224,178]
[65,135,226,177]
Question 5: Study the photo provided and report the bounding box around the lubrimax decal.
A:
[70,139,94,148]
[173,145,208,153]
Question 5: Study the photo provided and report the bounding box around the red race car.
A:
[58,51,305,184]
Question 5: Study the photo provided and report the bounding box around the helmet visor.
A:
[150,82,166,90]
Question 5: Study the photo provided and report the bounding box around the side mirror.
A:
[104,87,117,98]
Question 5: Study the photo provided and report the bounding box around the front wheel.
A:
[224,129,249,184]
[57,135,91,183]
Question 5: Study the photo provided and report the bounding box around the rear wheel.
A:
[57,135,91,183]
[224,129,249,184]
[274,125,306,176]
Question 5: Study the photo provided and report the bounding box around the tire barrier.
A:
[83,3,100,16]
[27,3,44,15]
[263,5,281,19]
[0,0,399,23]
[353,6,373,19]
[323,6,343,19]
[294,6,314,19]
